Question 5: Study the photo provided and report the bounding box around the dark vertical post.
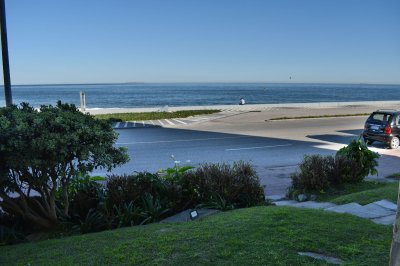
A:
[0,0,12,106]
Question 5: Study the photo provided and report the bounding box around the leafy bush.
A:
[289,155,335,194]
[141,193,170,224]
[113,201,144,228]
[157,158,194,211]
[181,161,265,209]
[66,175,106,220]
[71,209,110,234]
[106,172,167,211]
[335,138,380,184]
[0,102,128,230]
[106,161,264,226]
[288,138,380,198]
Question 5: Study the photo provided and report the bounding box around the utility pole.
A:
[0,0,12,106]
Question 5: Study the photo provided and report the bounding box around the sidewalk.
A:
[267,196,397,226]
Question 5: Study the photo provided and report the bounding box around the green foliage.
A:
[95,109,220,122]
[198,193,235,211]
[158,160,194,182]
[106,172,172,226]
[1,157,265,241]
[288,138,381,198]
[181,161,265,209]
[67,175,107,220]
[105,160,264,231]
[113,202,144,228]
[106,172,167,211]
[140,193,170,224]
[0,102,128,230]
[72,209,110,235]
[335,138,380,183]
[289,155,334,195]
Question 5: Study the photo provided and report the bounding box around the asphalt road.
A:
[93,114,400,194]
[97,115,366,174]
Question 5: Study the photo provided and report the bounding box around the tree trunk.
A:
[62,181,70,217]
[390,181,400,266]
[0,191,60,230]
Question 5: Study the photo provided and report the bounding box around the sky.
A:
[1,0,399,85]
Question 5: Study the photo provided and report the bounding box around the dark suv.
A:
[363,110,400,149]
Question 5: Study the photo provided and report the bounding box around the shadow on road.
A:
[338,129,363,135]
[306,134,358,145]
[105,126,400,195]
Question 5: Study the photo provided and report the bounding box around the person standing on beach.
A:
[239,98,246,105]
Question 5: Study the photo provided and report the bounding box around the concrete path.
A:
[267,195,397,226]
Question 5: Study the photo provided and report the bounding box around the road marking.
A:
[225,144,292,151]
[165,119,175,125]
[158,120,165,126]
[117,136,247,145]
[142,121,145,126]
[133,121,136,127]
[124,122,128,128]
[115,122,121,128]
[191,117,209,121]
[150,120,155,125]
[172,119,187,125]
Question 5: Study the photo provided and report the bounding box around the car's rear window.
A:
[370,113,392,122]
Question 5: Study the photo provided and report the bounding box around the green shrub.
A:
[335,138,380,183]
[288,138,380,198]
[181,161,265,209]
[289,155,335,195]
[71,209,110,234]
[140,193,170,224]
[106,172,167,211]
[113,202,145,228]
[157,159,194,211]
[0,102,128,230]
[106,173,172,225]
[67,175,106,220]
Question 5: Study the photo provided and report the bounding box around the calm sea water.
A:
[1,83,400,108]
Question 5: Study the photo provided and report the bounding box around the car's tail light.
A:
[384,125,392,134]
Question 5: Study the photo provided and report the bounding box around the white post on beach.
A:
[80,91,86,112]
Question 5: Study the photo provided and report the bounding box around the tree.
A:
[0,102,129,229]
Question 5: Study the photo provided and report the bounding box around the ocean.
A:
[1,83,400,109]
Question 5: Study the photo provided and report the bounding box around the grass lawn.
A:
[316,181,399,205]
[269,113,370,121]
[0,206,391,265]
[95,110,220,122]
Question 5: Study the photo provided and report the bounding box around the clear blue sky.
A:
[1,0,399,84]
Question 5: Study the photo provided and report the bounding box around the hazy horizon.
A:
[4,81,400,87]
